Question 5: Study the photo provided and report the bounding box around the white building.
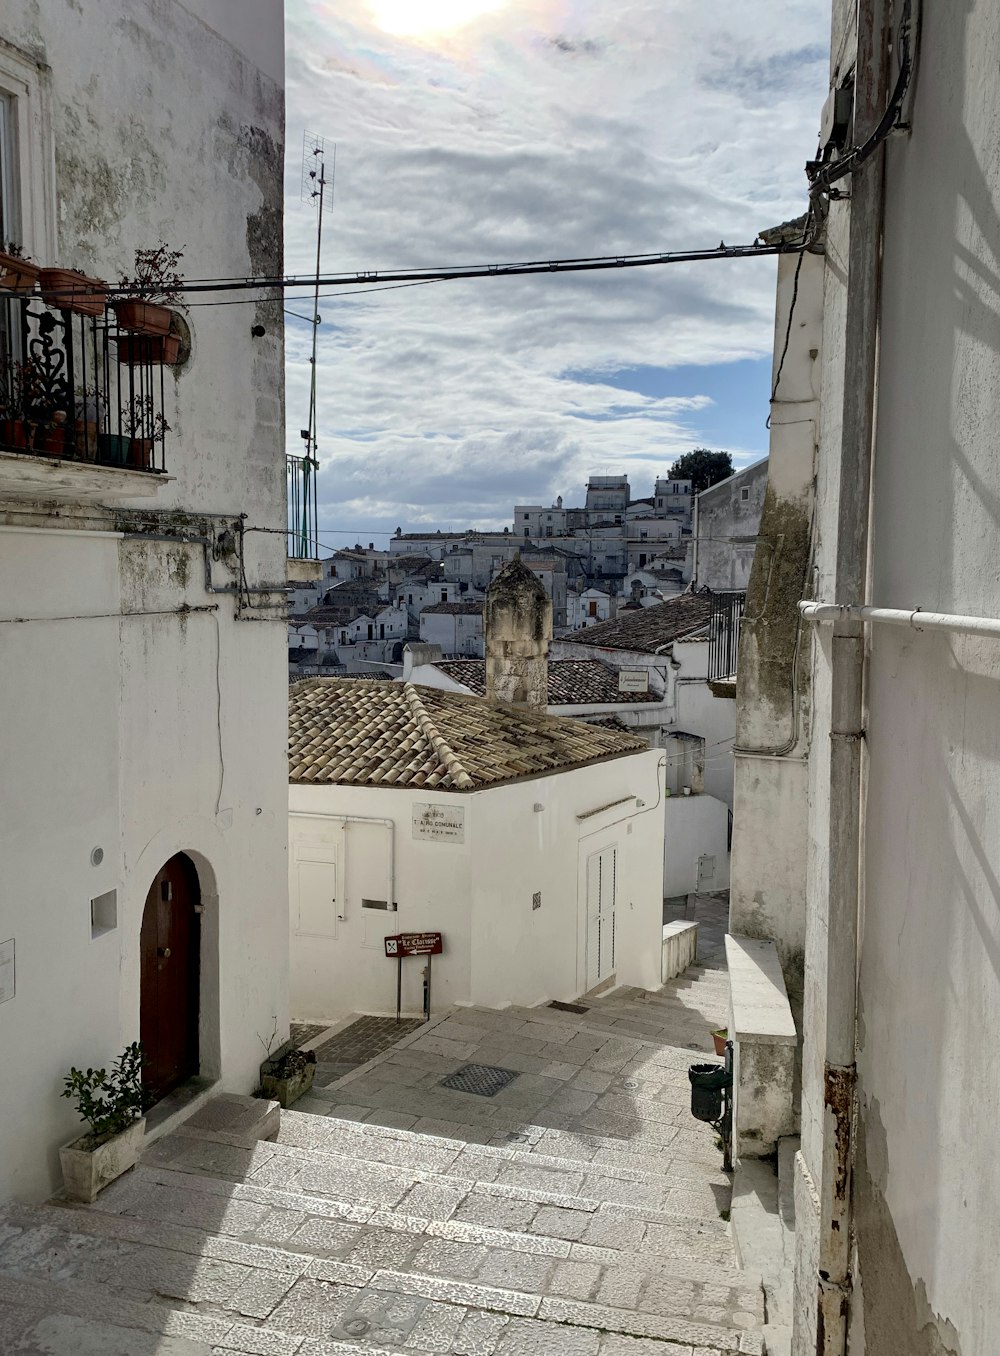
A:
[0,0,287,1203]
[418,599,485,657]
[689,457,768,592]
[553,592,736,896]
[288,679,665,1019]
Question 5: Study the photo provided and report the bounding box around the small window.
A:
[741,486,750,502]
[91,890,118,939]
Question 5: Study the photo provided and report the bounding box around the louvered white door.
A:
[586,847,617,990]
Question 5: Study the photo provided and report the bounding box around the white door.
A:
[697,854,716,892]
[295,847,339,938]
[585,846,617,990]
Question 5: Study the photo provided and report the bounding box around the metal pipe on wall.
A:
[800,601,1000,641]
[290,811,395,922]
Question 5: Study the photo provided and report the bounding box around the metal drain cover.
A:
[440,1063,520,1097]
[548,1000,589,1014]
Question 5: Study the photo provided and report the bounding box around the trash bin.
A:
[689,1061,730,1123]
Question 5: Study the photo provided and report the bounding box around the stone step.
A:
[0,1200,764,1354]
[275,1108,730,1212]
[138,1126,735,1264]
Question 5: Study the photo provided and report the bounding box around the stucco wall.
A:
[0,0,286,1203]
[288,750,664,1019]
[693,459,769,591]
[662,794,731,898]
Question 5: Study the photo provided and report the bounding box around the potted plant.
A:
[712,1028,729,1057]
[121,394,170,469]
[112,242,183,337]
[38,265,107,316]
[260,1046,316,1108]
[59,1042,149,1202]
[115,331,182,366]
[74,384,105,461]
[0,242,40,293]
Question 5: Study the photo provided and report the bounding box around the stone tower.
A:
[484,556,552,709]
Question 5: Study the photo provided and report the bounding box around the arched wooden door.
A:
[140,853,201,1102]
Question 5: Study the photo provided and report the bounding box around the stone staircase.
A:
[0,898,765,1354]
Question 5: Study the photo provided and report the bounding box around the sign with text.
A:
[385,932,443,958]
[412,802,465,844]
[618,668,649,693]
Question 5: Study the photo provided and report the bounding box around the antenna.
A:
[290,132,335,561]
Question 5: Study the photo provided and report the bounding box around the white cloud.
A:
[283,0,829,535]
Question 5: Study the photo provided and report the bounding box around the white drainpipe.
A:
[807,1,893,1350]
[800,602,1000,641]
[290,812,394,919]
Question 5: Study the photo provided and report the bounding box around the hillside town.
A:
[0,2,995,1356]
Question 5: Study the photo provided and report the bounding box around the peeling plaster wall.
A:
[730,246,822,1014]
[693,458,769,592]
[0,1,285,1202]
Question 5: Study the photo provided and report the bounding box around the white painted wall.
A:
[662,795,731,897]
[288,750,664,1020]
[0,0,286,1203]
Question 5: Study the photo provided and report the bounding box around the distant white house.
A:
[418,599,485,657]
[552,591,735,897]
[288,679,664,1019]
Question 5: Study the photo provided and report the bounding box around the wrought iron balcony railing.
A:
[708,590,746,682]
[287,451,320,559]
[0,291,170,473]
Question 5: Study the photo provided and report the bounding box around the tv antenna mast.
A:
[289,131,333,561]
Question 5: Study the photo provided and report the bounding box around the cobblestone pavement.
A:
[0,893,763,1354]
[312,1015,424,1083]
[290,1021,328,1048]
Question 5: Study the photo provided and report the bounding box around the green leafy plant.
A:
[3,241,30,261]
[61,1042,149,1146]
[118,241,184,306]
[121,393,171,441]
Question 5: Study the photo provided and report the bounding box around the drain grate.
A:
[548,1000,589,1015]
[440,1063,520,1097]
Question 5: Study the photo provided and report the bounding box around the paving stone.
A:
[551,1259,602,1300]
[452,1309,510,1355]
[406,1299,465,1351]
[541,1061,580,1081]
[398,1181,468,1220]
[453,1195,538,1232]
[288,1216,364,1255]
[229,1267,297,1319]
[529,1206,590,1241]
[372,1268,539,1317]
[571,1070,615,1094]
[411,1238,488,1279]
[477,1250,555,1292]
[580,1210,646,1250]
[494,1316,601,1355]
[597,1267,645,1310]
[346,1228,419,1270]
[599,1336,694,1355]
[268,1277,360,1335]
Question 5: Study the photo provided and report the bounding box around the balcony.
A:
[708,589,745,691]
[0,288,172,503]
[287,451,322,581]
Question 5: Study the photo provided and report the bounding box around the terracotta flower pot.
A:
[38,267,107,316]
[712,1029,728,1057]
[0,418,28,449]
[38,426,67,456]
[128,437,154,469]
[112,299,173,336]
[0,251,40,293]
[115,332,181,365]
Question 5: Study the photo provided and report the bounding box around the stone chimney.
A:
[485,556,552,709]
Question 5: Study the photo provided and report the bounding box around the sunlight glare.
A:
[368,0,509,38]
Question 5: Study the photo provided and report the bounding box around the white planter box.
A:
[59,1117,146,1202]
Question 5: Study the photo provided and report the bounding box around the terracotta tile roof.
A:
[568,591,713,653]
[421,600,485,616]
[288,680,646,791]
[432,658,659,705]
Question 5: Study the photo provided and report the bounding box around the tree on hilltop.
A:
[668,448,733,494]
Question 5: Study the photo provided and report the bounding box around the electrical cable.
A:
[765,250,804,429]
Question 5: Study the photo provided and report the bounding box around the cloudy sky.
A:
[283,0,829,548]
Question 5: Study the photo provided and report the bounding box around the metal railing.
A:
[0,292,170,472]
[708,590,745,681]
[287,452,320,559]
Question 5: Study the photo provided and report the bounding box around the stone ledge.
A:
[725,936,797,1046]
[661,920,698,983]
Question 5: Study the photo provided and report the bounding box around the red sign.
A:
[385,931,443,958]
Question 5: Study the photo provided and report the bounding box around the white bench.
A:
[726,934,798,1157]
[661,920,698,983]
